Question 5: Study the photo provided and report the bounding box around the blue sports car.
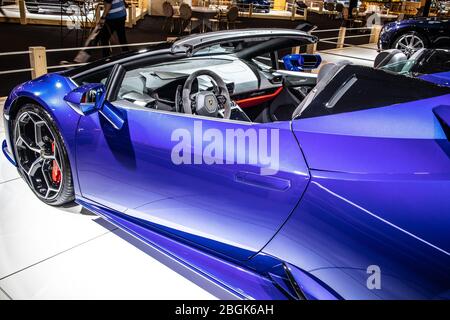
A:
[2,29,450,300]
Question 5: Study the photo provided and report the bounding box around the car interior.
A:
[108,40,320,123]
[75,41,450,125]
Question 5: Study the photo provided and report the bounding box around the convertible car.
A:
[2,29,450,300]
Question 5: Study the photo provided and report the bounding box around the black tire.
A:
[12,104,75,206]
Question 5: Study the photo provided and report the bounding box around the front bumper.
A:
[2,139,16,166]
[2,112,16,166]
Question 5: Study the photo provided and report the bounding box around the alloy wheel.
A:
[394,33,424,57]
[14,111,63,201]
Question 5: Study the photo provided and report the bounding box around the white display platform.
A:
[318,43,378,67]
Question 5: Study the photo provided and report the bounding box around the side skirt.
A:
[76,197,288,300]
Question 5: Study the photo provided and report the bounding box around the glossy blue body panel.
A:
[264,175,450,299]
[262,94,450,299]
[290,95,450,173]
[433,104,450,131]
[75,108,310,260]
[3,70,450,299]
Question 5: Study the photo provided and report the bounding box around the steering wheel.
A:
[181,69,232,119]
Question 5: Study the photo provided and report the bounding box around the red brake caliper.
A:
[51,142,61,184]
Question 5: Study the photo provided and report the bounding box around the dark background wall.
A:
[0,13,369,96]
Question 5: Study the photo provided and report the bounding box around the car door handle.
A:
[235,171,291,191]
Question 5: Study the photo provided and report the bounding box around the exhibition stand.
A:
[0,0,148,27]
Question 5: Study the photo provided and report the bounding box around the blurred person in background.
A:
[98,0,129,57]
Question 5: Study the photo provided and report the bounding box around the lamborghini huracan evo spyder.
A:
[2,29,450,300]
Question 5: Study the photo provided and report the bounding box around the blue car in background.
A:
[379,17,450,56]
[236,0,271,13]
[2,29,450,300]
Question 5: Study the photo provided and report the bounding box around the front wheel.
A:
[12,104,75,206]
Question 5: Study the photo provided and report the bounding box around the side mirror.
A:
[64,83,106,115]
[282,54,322,72]
[64,83,124,130]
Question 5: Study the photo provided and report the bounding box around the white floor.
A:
[0,108,231,300]
[318,43,378,67]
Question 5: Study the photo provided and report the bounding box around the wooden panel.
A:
[29,47,47,79]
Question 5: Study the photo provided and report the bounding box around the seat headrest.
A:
[409,48,426,61]
[317,60,353,84]
[292,60,352,119]
[317,62,338,83]
[374,49,407,69]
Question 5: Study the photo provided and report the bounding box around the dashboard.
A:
[112,54,319,123]
[116,55,283,111]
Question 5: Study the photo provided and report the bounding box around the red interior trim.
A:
[235,87,283,108]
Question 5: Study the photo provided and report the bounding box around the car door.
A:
[75,31,314,260]
[75,97,310,262]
